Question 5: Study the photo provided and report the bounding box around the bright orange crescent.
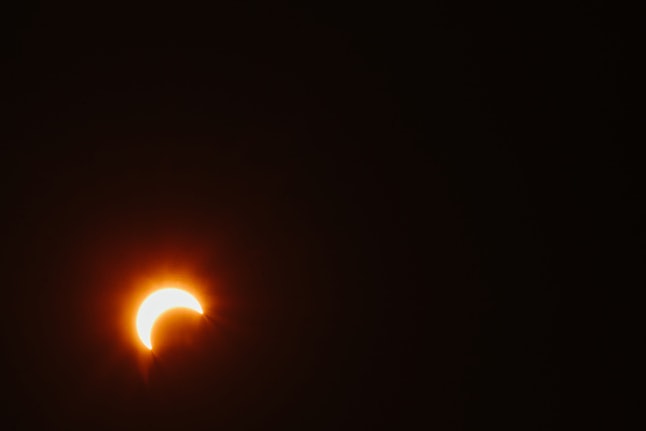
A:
[136,288,203,350]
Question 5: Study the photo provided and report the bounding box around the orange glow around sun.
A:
[124,267,213,357]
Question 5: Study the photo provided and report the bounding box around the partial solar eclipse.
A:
[136,288,204,350]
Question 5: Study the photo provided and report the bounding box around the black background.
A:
[1,2,637,430]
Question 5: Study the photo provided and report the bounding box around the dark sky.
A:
[1,2,636,430]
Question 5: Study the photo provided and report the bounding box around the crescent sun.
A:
[136,287,204,350]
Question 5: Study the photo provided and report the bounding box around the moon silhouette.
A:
[136,288,204,350]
